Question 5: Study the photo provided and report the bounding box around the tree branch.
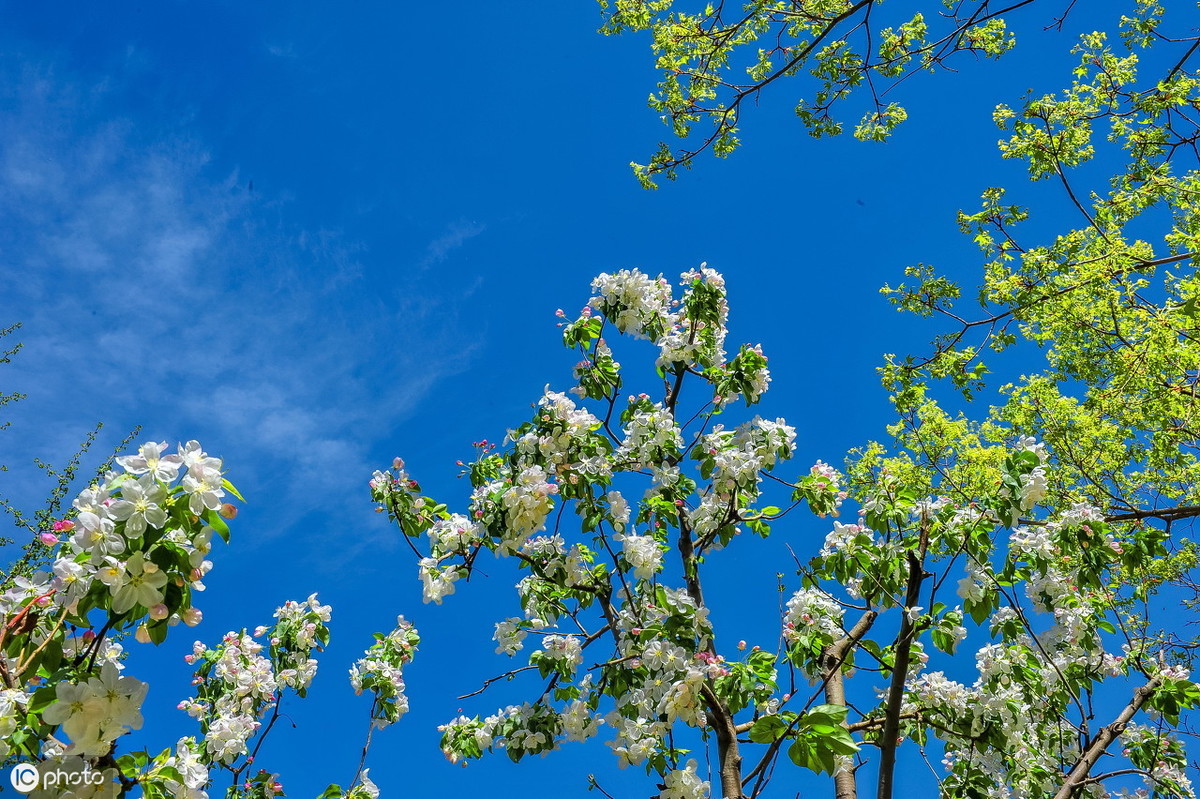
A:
[877,523,930,799]
[1051,675,1163,799]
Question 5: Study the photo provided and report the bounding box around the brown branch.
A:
[877,523,930,799]
[1051,675,1163,799]
[1106,505,1200,523]
[702,683,745,799]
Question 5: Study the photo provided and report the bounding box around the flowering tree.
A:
[5,4,1200,799]
[370,263,1199,798]
[0,436,419,799]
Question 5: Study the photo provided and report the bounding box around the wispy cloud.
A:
[417,219,485,270]
[0,60,474,559]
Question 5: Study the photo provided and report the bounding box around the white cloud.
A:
[0,60,475,554]
[417,219,486,270]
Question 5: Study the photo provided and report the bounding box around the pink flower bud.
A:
[737,640,747,651]
[149,604,170,621]
[182,607,203,626]
[135,625,152,644]
[39,532,59,545]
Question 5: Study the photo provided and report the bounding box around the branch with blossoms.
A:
[0,439,421,799]
[372,267,1200,799]
[0,441,233,766]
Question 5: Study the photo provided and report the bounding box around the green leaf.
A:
[204,509,230,543]
[28,684,57,714]
[222,478,246,502]
[748,715,788,743]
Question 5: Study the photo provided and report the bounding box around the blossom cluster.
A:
[1,441,229,643]
[42,662,148,757]
[349,615,421,727]
[181,596,331,765]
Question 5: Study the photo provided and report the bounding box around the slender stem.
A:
[351,700,379,788]
[238,693,285,783]
[15,606,69,678]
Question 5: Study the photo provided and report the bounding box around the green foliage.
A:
[598,0,1040,185]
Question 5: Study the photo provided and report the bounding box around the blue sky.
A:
[0,1,1177,796]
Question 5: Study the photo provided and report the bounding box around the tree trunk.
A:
[822,610,878,799]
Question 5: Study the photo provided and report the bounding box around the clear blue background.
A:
[0,2,1178,796]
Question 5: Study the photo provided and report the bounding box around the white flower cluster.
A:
[590,268,733,377]
[617,403,683,468]
[783,588,846,647]
[523,536,596,588]
[560,697,602,742]
[194,632,274,763]
[439,699,571,762]
[494,617,531,655]
[501,465,559,543]
[1000,436,1051,513]
[599,591,725,756]
[1009,525,1054,560]
[417,556,460,604]
[159,737,210,799]
[0,688,27,759]
[723,343,771,405]
[607,490,630,530]
[615,586,714,657]
[690,416,797,545]
[607,714,667,767]
[660,758,711,799]
[540,634,584,675]
[115,440,224,514]
[271,593,331,690]
[1120,723,1196,799]
[704,417,796,491]
[1018,466,1049,511]
[620,533,663,580]
[41,662,148,757]
[349,616,420,728]
[181,597,331,767]
[657,267,729,371]
[428,513,482,556]
[820,521,867,558]
[590,269,675,341]
[2,441,226,635]
[512,389,606,474]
